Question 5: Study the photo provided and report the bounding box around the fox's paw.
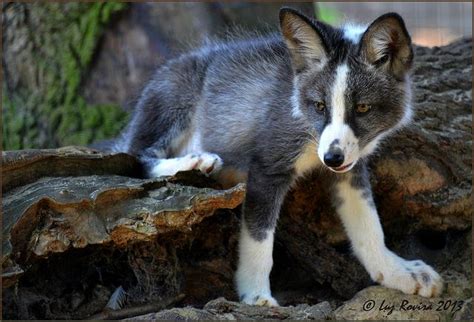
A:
[150,154,201,177]
[180,154,202,171]
[240,293,279,307]
[150,153,223,177]
[378,258,443,298]
[195,153,223,175]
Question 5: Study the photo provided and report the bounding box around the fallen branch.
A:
[87,293,185,320]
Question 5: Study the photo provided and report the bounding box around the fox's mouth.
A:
[328,162,354,173]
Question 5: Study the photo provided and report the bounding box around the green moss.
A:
[3,2,129,150]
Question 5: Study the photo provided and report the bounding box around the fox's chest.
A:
[293,142,322,177]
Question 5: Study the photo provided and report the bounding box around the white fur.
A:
[318,64,359,172]
[371,26,394,61]
[291,78,303,118]
[150,153,222,177]
[236,224,278,307]
[400,102,413,127]
[398,81,414,127]
[331,64,349,125]
[150,154,200,177]
[342,23,367,44]
[360,135,384,157]
[197,153,223,174]
[318,123,359,173]
[335,180,443,297]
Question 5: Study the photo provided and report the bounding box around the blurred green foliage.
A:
[315,3,342,25]
[3,2,129,150]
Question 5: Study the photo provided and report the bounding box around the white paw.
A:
[240,293,279,307]
[377,256,443,298]
[149,153,222,177]
[179,154,202,171]
[196,153,223,175]
[150,154,200,177]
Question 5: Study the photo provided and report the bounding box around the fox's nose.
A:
[324,149,344,167]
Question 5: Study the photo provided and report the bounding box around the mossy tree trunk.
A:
[2,2,129,150]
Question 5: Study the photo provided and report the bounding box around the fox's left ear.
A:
[280,8,328,73]
[359,13,413,80]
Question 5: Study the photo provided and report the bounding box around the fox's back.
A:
[117,34,292,158]
[194,36,294,168]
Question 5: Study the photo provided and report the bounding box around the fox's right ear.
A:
[279,8,328,73]
[359,13,413,80]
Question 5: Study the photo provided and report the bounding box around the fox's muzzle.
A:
[323,148,344,167]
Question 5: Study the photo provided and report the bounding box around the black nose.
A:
[324,149,344,167]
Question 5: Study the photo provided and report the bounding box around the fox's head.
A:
[280,8,413,173]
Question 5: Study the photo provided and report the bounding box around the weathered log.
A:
[333,286,472,320]
[1,146,142,191]
[125,297,333,320]
[2,147,245,290]
[88,293,185,320]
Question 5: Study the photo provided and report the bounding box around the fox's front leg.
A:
[332,164,443,297]
[236,169,291,307]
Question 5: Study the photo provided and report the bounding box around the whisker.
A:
[306,131,319,144]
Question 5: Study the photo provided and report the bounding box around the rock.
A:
[454,298,472,320]
[126,297,333,320]
[333,286,471,320]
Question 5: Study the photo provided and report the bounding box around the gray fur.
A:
[112,8,413,242]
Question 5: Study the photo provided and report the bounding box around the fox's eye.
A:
[356,103,371,114]
[315,101,326,113]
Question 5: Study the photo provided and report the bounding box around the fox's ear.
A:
[280,8,328,73]
[359,13,413,80]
